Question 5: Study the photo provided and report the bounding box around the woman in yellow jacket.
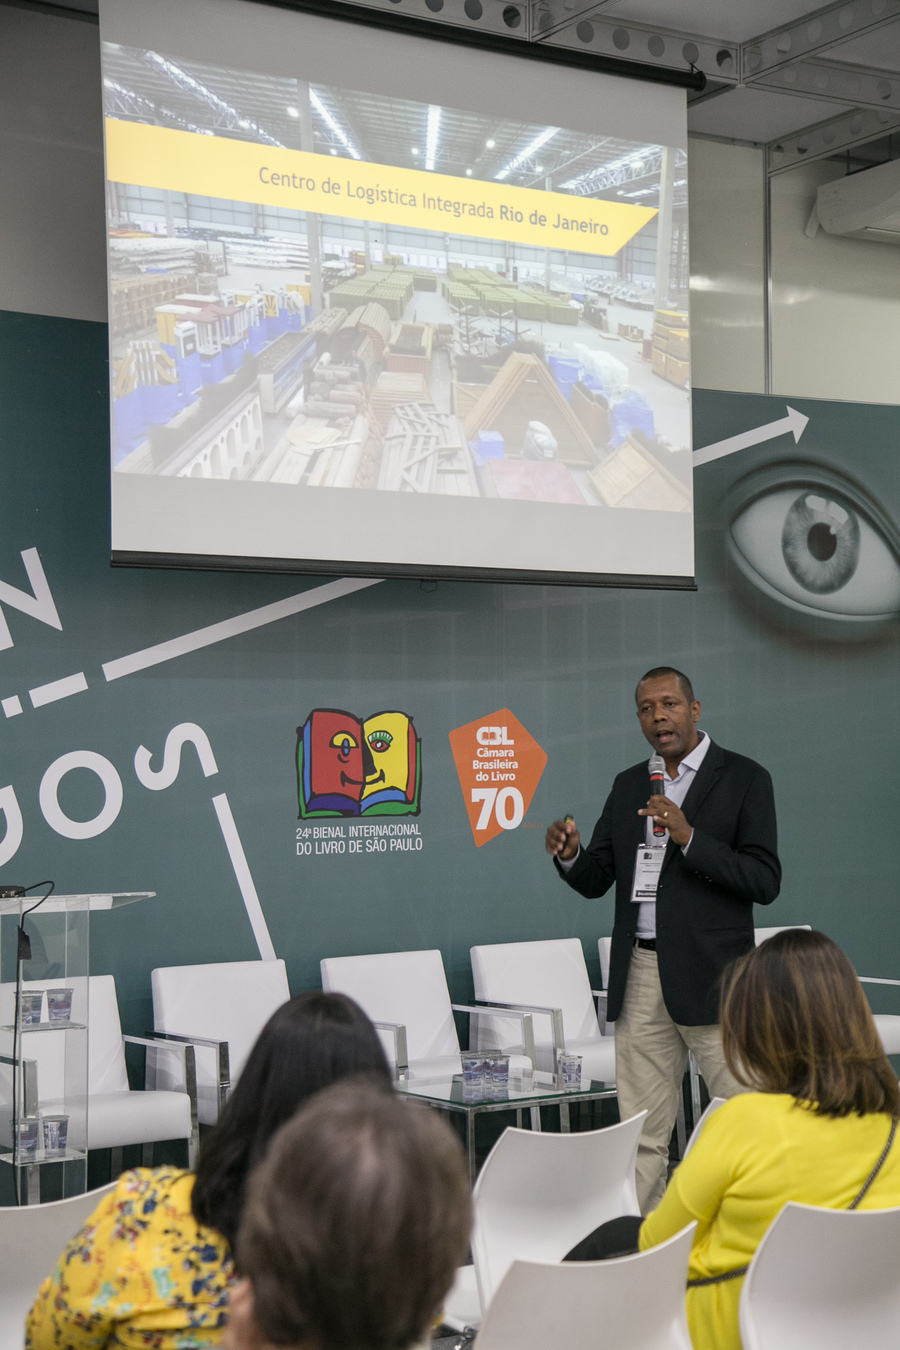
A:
[639,929,900,1350]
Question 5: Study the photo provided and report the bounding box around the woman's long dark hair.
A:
[191,990,392,1246]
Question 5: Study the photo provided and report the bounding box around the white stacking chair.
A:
[151,959,290,1125]
[470,938,615,1085]
[474,1224,696,1350]
[682,1095,726,1158]
[740,1202,900,1350]
[0,976,196,1168]
[444,1112,646,1331]
[754,925,812,944]
[0,1181,117,1348]
[320,949,533,1081]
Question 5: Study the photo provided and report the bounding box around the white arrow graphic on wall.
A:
[693,405,809,468]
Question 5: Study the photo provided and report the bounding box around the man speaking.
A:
[546,667,780,1210]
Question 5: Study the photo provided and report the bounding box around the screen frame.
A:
[104,0,699,590]
[111,549,698,590]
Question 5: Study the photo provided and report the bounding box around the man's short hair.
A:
[236,1079,471,1350]
[635,666,695,703]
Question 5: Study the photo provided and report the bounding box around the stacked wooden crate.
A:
[110,271,197,336]
[651,309,690,387]
[371,372,432,429]
[514,290,547,321]
[443,280,480,311]
[385,324,433,377]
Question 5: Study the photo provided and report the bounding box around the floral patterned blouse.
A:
[26,1167,235,1349]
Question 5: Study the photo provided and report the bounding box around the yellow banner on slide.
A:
[105,118,656,258]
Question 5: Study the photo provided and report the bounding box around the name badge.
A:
[632,845,666,901]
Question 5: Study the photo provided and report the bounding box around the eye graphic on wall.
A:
[726,464,900,626]
[330,730,359,761]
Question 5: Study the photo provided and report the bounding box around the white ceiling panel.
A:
[603,0,824,45]
[687,86,840,141]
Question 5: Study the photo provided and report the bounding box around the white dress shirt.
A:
[559,731,711,940]
[634,730,710,938]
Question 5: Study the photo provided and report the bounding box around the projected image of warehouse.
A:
[104,44,690,514]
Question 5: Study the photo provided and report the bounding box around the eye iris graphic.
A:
[781,493,860,594]
[367,730,393,753]
[728,476,900,623]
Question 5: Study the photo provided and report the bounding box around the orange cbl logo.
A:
[448,708,547,847]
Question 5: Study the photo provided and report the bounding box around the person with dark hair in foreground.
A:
[546,666,781,1210]
[224,1079,471,1350]
[26,992,392,1350]
[578,931,900,1350]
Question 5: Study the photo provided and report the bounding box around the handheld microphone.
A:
[648,754,666,838]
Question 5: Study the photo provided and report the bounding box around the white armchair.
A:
[0,975,197,1170]
[320,949,534,1080]
[151,959,290,1125]
[471,938,616,1085]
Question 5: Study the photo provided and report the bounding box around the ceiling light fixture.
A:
[309,88,361,160]
[495,126,559,181]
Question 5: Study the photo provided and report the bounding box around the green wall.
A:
[1,308,899,1044]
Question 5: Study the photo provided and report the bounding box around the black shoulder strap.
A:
[687,1114,898,1289]
[849,1115,898,1210]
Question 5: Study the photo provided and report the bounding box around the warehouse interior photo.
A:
[105,46,691,510]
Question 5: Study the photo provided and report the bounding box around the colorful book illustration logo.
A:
[297,709,422,818]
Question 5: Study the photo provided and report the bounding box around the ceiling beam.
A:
[742,0,900,83]
[287,0,530,42]
[529,0,621,43]
[767,103,900,173]
[751,54,900,113]
[536,13,739,83]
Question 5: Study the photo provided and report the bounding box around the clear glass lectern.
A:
[0,892,152,1204]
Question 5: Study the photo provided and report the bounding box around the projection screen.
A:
[101,0,694,586]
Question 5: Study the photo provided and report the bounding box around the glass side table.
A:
[395,1070,616,1182]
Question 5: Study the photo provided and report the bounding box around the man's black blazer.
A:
[556,740,780,1026]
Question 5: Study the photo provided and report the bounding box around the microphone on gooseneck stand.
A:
[648,754,666,838]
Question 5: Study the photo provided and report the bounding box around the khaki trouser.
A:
[613,944,743,1213]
